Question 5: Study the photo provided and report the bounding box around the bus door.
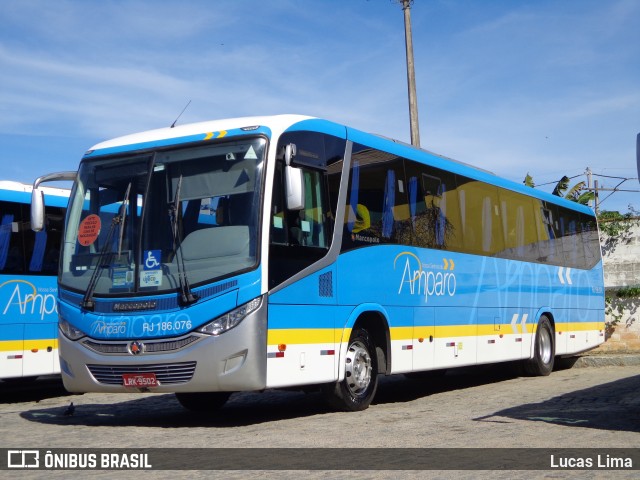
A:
[266,130,346,388]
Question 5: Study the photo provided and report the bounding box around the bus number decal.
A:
[89,313,193,337]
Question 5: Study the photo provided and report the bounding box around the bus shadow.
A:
[0,376,72,404]
[476,374,640,433]
[19,364,522,428]
[19,389,330,428]
[374,363,522,405]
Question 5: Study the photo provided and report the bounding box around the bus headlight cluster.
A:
[59,317,87,340]
[198,297,262,336]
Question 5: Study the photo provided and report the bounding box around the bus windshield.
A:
[61,137,266,299]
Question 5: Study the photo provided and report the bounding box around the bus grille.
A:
[82,335,200,355]
[87,362,197,385]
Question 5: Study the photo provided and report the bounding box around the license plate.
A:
[122,373,158,388]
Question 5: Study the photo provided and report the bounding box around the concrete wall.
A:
[596,220,640,353]
[601,221,640,288]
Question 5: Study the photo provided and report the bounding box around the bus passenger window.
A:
[342,145,407,251]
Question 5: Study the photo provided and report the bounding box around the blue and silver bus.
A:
[0,181,69,381]
[31,115,604,411]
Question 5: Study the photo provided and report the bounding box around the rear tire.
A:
[323,328,378,411]
[523,316,555,376]
[175,392,231,413]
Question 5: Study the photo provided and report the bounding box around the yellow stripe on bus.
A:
[267,322,604,346]
[267,328,347,345]
[0,339,58,352]
[558,322,604,332]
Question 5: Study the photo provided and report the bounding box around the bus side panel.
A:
[0,324,24,379]
[336,244,604,373]
[547,260,605,356]
[267,266,339,388]
[0,275,59,379]
[412,306,434,371]
[22,322,57,377]
[386,305,414,373]
[431,306,477,369]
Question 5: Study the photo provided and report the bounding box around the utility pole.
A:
[586,167,593,210]
[400,0,421,147]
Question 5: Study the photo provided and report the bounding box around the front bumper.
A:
[59,299,268,393]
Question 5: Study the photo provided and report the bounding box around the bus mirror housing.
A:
[31,171,77,232]
[31,188,45,232]
[284,144,305,210]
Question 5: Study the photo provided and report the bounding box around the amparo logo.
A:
[0,279,57,320]
[91,319,127,336]
[394,252,456,303]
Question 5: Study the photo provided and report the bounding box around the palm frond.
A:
[523,173,535,188]
[564,181,586,201]
[552,176,570,196]
[576,191,595,205]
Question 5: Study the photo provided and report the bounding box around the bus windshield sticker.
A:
[140,270,162,287]
[112,268,134,288]
[78,214,101,246]
[244,145,258,160]
[140,250,162,287]
[143,250,161,270]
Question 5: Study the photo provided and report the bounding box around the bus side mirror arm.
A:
[284,144,305,211]
[31,171,77,232]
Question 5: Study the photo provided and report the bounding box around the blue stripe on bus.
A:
[268,243,603,332]
[285,118,348,138]
[57,269,263,340]
[0,189,68,208]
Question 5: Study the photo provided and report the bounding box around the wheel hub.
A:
[345,340,372,395]
[538,327,552,364]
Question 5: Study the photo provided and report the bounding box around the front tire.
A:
[523,316,555,376]
[175,392,231,413]
[323,328,378,411]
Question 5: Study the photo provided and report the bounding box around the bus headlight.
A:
[198,297,262,336]
[59,317,87,340]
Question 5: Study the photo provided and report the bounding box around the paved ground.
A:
[1,357,638,479]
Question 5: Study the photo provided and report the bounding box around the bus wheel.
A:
[323,328,378,411]
[175,392,231,413]
[523,316,555,376]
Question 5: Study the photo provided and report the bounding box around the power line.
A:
[592,172,638,181]
[529,170,640,213]
[535,174,582,187]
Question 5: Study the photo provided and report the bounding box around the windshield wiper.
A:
[169,175,198,306]
[81,182,132,311]
[117,182,131,256]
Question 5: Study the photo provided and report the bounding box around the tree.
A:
[524,173,594,205]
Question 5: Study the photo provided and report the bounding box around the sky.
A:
[1,0,639,213]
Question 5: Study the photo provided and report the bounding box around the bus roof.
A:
[84,114,595,217]
[87,114,314,154]
[0,180,70,207]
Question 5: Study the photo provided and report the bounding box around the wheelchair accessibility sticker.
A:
[140,250,162,287]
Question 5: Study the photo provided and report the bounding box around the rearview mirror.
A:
[284,144,304,210]
[31,171,77,232]
[31,187,45,232]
